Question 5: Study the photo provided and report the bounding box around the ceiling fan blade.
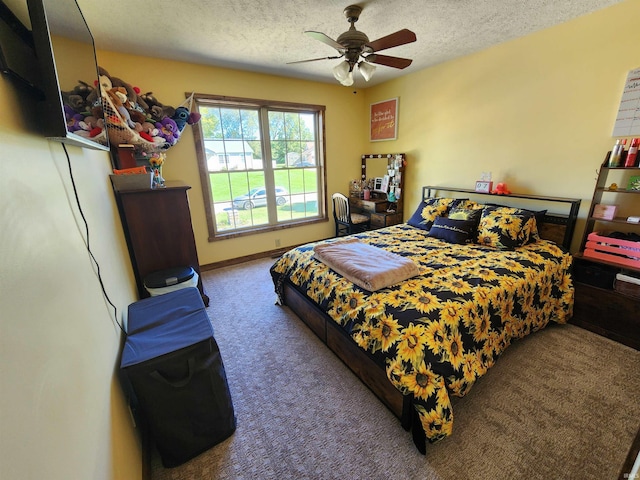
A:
[366,29,416,52]
[366,54,413,69]
[304,31,345,51]
[287,55,343,65]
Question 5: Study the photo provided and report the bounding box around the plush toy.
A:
[99,66,138,105]
[88,118,105,138]
[131,86,149,112]
[64,105,84,132]
[155,117,180,145]
[62,80,95,113]
[105,87,139,129]
[491,182,511,195]
[171,106,201,131]
[128,108,147,125]
[62,91,87,112]
[142,91,175,121]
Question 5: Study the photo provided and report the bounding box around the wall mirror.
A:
[363,155,390,180]
[361,153,406,196]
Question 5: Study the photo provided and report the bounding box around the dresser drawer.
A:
[571,282,640,350]
[349,197,388,213]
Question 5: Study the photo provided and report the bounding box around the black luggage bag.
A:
[121,288,236,467]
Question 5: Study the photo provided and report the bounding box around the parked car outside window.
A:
[232,186,288,210]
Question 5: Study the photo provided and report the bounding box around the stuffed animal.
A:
[105,87,139,129]
[155,117,180,145]
[74,115,104,138]
[64,105,85,132]
[62,91,87,112]
[99,66,138,106]
[62,80,95,113]
[491,182,511,195]
[142,91,175,121]
[172,106,201,131]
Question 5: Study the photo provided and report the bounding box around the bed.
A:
[270,186,581,452]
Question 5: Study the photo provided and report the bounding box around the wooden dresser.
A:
[110,176,209,306]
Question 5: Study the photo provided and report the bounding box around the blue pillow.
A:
[428,217,477,244]
[407,198,463,231]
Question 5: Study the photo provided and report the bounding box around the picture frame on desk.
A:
[475,181,493,193]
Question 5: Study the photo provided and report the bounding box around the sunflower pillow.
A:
[476,206,539,249]
[447,201,484,224]
[407,198,463,231]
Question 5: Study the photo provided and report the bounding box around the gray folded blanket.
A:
[313,239,420,291]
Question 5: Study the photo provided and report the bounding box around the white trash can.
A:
[144,266,199,297]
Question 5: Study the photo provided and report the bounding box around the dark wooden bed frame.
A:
[279,186,582,441]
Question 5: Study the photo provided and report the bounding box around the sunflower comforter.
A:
[270,224,574,444]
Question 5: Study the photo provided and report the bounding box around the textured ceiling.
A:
[6,0,624,87]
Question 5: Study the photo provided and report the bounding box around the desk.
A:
[349,197,403,229]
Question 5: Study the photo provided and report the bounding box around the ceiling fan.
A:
[289,4,417,86]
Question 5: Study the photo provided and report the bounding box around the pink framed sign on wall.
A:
[370,97,398,141]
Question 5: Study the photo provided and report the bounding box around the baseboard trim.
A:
[199,239,331,271]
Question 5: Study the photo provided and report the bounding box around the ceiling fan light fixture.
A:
[333,61,353,87]
[333,61,352,84]
[295,5,416,85]
[358,61,376,82]
[340,71,354,86]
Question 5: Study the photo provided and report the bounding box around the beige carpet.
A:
[150,257,640,480]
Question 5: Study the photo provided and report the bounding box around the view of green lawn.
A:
[209,168,319,229]
[209,169,317,201]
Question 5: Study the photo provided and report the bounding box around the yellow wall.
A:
[364,0,640,252]
[0,78,141,477]
[96,53,368,264]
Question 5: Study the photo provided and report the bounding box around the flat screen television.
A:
[0,1,41,95]
[17,0,108,150]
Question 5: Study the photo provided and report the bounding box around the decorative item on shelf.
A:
[475,172,493,193]
[349,179,362,197]
[608,182,619,190]
[625,138,639,167]
[628,175,640,191]
[372,177,385,193]
[491,182,511,195]
[146,152,166,188]
[386,190,397,212]
[592,204,618,220]
[608,139,627,167]
[475,180,492,193]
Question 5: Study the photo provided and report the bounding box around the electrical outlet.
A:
[275,239,281,247]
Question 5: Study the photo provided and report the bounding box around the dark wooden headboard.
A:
[423,186,581,251]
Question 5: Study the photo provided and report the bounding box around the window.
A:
[192,94,326,240]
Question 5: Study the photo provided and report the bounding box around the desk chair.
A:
[332,193,371,237]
